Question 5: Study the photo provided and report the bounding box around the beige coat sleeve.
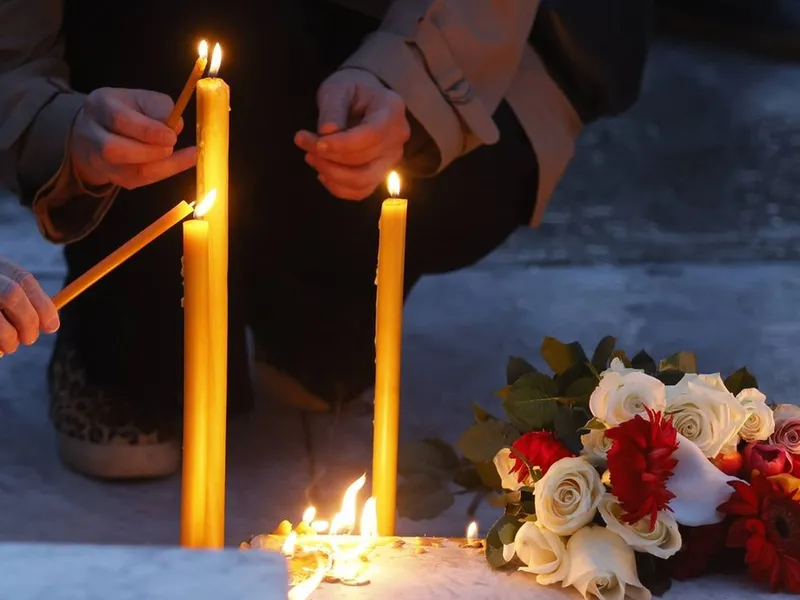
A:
[0,0,116,244]
[340,0,540,176]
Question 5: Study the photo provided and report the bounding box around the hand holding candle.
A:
[372,171,408,536]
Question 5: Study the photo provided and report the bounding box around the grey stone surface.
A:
[0,31,797,574]
[0,543,287,599]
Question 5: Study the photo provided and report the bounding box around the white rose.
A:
[598,494,682,559]
[666,373,749,458]
[589,358,667,426]
[773,404,800,427]
[504,521,570,586]
[493,448,530,491]
[736,388,775,442]
[535,457,604,536]
[562,526,651,600]
[580,429,613,468]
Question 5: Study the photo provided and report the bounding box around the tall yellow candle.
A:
[196,42,229,549]
[372,171,408,537]
[52,201,194,310]
[180,190,215,549]
[166,40,209,131]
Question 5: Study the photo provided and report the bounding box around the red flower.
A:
[742,442,793,479]
[605,408,679,531]
[718,472,800,592]
[668,521,730,580]
[712,450,744,477]
[510,431,574,483]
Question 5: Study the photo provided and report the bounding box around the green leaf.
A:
[540,337,587,376]
[396,474,455,521]
[610,350,632,368]
[634,553,672,597]
[451,465,483,490]
[655,370,685,386]
[565,377,599,399]
[724,367,759,396]
[501,371,562,432]
[474,460,503,490]
[659,351,697,374]
[583,417,607,431]
[398,438,460,478]
[485,515,523,569]
[553,404,585,455]
[556,362,594,395]
[506,356,537,385]
[494,386,510,400]
[591,336,617,371]
[631,350,657,374]
[472,402,497,423]
[457,420,519,464]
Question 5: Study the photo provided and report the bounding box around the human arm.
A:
[0,0,195,244]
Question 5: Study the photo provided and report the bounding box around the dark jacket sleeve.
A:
[530,0,653,124]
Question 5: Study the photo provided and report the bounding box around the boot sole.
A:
[56,432,180,480]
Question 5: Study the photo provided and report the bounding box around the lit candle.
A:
[52,201,194,310]
[166,40,209,130]
[196,42,229,549]
[372,171,408,536]
[180,190,216,549]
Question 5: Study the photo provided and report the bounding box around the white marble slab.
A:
[245,536,781,600]
[0,543,288,600]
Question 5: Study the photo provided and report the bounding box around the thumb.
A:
[133,89,177,123]
[317,82,354,136]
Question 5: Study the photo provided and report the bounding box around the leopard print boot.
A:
[47,345,180,480]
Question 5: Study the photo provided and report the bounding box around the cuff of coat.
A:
[28,96,119,244]
[342,30,497,176]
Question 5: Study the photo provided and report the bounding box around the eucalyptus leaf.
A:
[396,474,455,521]
[631,350,657,374]
[610,350,632,368]
[457,420,519,463]
[485,515,523,569]
[397,438,460,478]
[541,337,587,376]
[591,336,617,371]
[659,351,697,374]
[724,367,759,396]
[472,402,497,423]
[506,356,537,385]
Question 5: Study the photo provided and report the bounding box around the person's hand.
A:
[294,69,410,201]
[0,258,59,355]
[70,88,197,190]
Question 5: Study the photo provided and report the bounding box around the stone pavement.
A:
[0,36,798,546]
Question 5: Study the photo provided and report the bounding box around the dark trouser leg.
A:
[245,1,537,407]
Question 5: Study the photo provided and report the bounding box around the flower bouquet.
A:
[395,336,800,598]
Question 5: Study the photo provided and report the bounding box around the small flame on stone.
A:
[281,531,297,557]
[467,521,478,544]
[287,556,326,600]
[311,520,329,533]
[330,474,366,535]
[360,497,378,540]
[302,506,316,524]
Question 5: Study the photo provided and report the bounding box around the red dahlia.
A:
[510,431,574,483]
[718,473,800,593]
[605,407,679,531]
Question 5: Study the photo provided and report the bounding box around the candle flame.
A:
[302,506,316,524]
[208,43,222,77]
[387,171,401,198]
[194,189,216,218]
[310,520,329,533]
[329,473,366,535]
[360,497,378,540]
[198,40,209,60]
[281,531,297,557]
[467,521,478,543]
